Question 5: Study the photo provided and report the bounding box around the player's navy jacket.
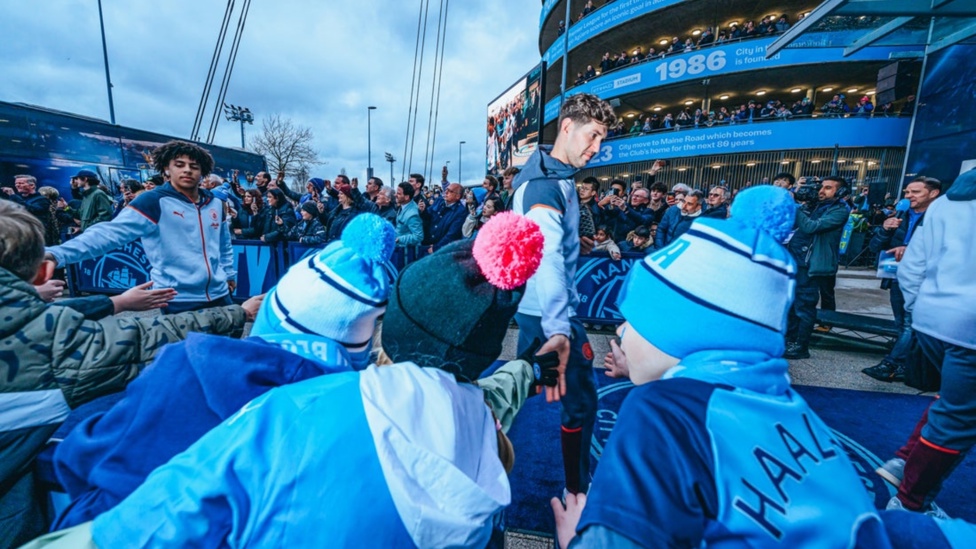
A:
[576,350,890,548]
[48,183,235,303]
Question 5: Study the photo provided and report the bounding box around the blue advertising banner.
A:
[574,252,643,323]
[544,99,561,126]
[70,241,151,294]
[540,0,560,28]
[231,240,286,299]
[544,38,921,124]
[69,240,632,324]
[584,117,911,167]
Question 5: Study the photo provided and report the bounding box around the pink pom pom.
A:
[472,211,544,290]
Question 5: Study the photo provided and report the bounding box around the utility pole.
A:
[97,0,116,124]
[385,152,396,185]
[458,141,466,185]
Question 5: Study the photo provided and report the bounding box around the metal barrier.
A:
[68,241,646,324]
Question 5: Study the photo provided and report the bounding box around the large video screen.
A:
[486,62,544,177]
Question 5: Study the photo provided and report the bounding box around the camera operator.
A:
[784,175,852,359]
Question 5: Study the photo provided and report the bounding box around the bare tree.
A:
[250,114,321,189]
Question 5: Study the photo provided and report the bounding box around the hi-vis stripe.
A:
[0,389,70,432]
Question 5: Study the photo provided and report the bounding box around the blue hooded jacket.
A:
[52,333,351,528]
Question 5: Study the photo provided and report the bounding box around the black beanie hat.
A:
[383,211,543,381]
[300,201,319,217]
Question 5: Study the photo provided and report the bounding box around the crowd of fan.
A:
[599,92,914,140]
[569,11,799,86]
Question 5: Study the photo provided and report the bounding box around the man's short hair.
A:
[580,176,600,193]
[0,201,45,281]
[380,187,395,201]
[398,182,415,199]
[773,172,796,186]
[370,177,384,188]
[910,176,942,193]
[409,173,425,185]
[38,186,60,201]
[14,174,37,186]
[335,174,351,186]
[710,185,729,199]
[671,183,692,194]
[484,176,499,191]
[650,182,667,193]
[686,189,704,202]
[152,140,215,177]
[558,93,617,129]
[823,175,848,189]
[503,166,521,177]
[611,179,627,191]
[121,179,145,194]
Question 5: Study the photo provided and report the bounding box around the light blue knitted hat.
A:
[617,185,797,357]
[251,213,395,368]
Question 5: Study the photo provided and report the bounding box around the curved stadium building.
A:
[532,0,930,195]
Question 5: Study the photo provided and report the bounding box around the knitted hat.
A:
[618,186,797,357]
[383,211,544,381]
[300,201,320,217]
[251,213,395,368]
[308,178,326,193]
[335,183,353,198]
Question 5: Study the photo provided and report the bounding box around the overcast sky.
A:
[0,1,541,185]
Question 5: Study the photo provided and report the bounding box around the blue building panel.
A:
[544,38,922,124]
[585,118,911,167]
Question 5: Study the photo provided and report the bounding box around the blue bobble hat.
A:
[251,213,395,368]
[617,185,797,357]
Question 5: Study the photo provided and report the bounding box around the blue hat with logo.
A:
[617,186,797,357]
[251,213,395,368]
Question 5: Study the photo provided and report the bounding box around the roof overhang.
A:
[767,0,976,58]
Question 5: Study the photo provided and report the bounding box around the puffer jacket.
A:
[0,267,247,543]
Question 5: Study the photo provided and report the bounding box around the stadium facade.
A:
[529,0,931,194]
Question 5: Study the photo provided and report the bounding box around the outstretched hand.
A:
[519,338,561,396]
[537,334,569,402]
[111,281,177,313]
[551,492,587,549]
[603,339,629,379]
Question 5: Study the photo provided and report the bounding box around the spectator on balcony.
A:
[776,14,791,33]
[792,97,814,116]
[575,73,586,87]
[616,50,629,69]
[600,52,613,74]
[878,101,896,117]
[697,28,715,47]
[628,120,641,135]
[662,112,675,129]
[729,23,742,39]
[703,186,730,219]
[716,29,728,43]
[676,109,693,129]
[632,47,645,62]
[760,101,777,118]
[641,116,653,133]
[584,65,596,80]
[581,0,595,18]
[619,225,653,255]
[693,108,705,127]
[668,37,683,53]
[557,20,565,36]
[743,20,758,37]
[821,94,850,117]
[776,105,794,120]
[900,94,916,116]
[855,96,875,117]
[716,106,731,124]
[683,38,696,50]
[646,46,657,58]
[656,189,702,249]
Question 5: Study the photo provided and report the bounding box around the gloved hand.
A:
[519,338,560,395]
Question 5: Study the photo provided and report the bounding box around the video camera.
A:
[794,181,822,204]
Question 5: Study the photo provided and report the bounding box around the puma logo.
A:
[173,210,185,218]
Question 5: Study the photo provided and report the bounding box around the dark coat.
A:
[261,203,298,243]
[427,200,468,250]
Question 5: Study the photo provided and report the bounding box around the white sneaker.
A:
[876,458,905,487]
[886,496,951,520]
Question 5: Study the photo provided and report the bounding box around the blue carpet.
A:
[503,371,976,535]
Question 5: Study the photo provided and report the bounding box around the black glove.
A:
[519,338,560,396]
